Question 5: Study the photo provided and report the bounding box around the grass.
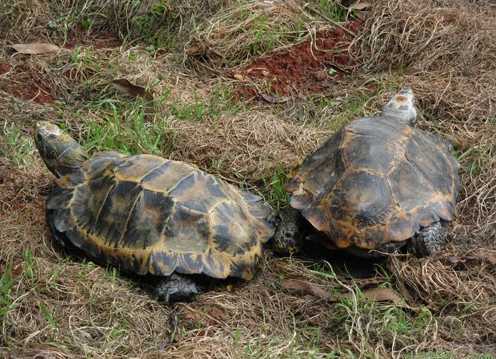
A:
[0,124,36,168]
[0,264,14,320]
[1,0,496,357]
[315,0,348,22]
[81,98,170,155]
[263,168,290,210]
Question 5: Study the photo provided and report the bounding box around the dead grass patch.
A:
[389,250,496,352]
[353,0,496,122]
[185,0,351,70]
[450,123,496,243]
[354,0,496,73]
[186,1,308,68]
[1,0,496,357]
[0,0,228,57]
[169,111,325,182]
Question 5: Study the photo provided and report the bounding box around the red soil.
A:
[0,63,12,76]
[1,65,55,104]
[233,21,361,99]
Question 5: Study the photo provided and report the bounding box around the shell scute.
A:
[161,205,211,253]
[95,180,142,245]
[342,119,401,173]
[389,161,432,212]
[123,189,174,249]
[330,171,393,227]
[140,160,196,193]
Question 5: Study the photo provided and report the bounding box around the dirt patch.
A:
[232,21,361,99]
[0,64,55,104]
[0,160,47,216]
[0,63,12,75]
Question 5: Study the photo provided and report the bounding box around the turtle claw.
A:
[154,274,200,303]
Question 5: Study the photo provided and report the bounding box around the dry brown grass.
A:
[353,0,496,121]
[2,0,496,357]
[389,250,496,353]
[169,112,325,182]
[185,0,311,68]
[0,0,226,47]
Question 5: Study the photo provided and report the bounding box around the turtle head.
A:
[382,87,417,125]
[35,121,87,178]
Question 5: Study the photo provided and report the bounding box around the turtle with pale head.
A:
[35,121,275,302]
[273,87,461,257]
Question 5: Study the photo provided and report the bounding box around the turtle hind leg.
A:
[409,221,448,257]
[154,273,200,303]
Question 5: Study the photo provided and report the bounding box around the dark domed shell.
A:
[47,153,275,280]
[287,116,460,250]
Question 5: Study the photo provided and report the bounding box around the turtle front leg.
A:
[154,273,200,303]
[270,207,306,256]
[408,221,448,257]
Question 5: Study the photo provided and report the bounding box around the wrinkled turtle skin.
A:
[35,122,275,302]
[277,87,461,257]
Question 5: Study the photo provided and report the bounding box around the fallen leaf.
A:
[0,63,11,75]
[357,287,404,305]
[258,93,289,104]
[444,250,496,267]
[9,43,60,55]
[282,279,333,301]
[112,79,153,100]
[283,280,409,307]
[350,2,371,11]
[233,73,245,81]
[471,250,496,265]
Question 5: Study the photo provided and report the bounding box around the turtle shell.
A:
[47,152,274,280]
[286,116,460,250]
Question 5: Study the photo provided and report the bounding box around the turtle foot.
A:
[154,274,200,303]
[409,222,447,257]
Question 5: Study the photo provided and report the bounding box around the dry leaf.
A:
[281,279,333,301]
[356,287,404,305]
[233,73,245,81]
[112,79,153,100]
[471,250,496,265]
[259,93,289,104]
[282,279,407,307]
[444,249,496,267]
[9,43,60,55]
[349,2,371,11]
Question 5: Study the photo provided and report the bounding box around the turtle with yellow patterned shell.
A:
[273,88,461,257]
[35,122,275,302]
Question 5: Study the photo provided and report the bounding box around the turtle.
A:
[273,87,461,257]
[34,121,275,302]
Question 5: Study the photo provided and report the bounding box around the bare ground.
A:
[1,0,495,358]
